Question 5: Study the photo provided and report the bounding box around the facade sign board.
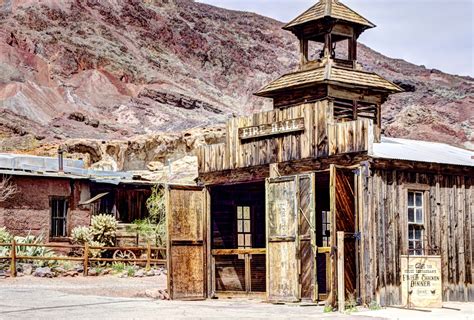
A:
[401,255,442,308]
[239,118,305,140]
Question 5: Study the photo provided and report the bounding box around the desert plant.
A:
[112,262,126,274]
[323,304,333,313]
[14,234,55,267]
[90,214,118,246]
[0,176,17,202]
[0,227,12,244]
[368,300,381,310]
[143,185,167,247]
[345,292,358,313]
[88,240,105,259]
[71,226,92,245]
[125,265,135,277]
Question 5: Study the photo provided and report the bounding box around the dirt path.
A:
[0,274,167,298]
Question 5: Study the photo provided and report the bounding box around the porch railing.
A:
[211,248,266,295]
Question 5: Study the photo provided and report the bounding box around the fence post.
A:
[146,242,151,271]
[337,231,345,312]
[10,239,16,277]
[83,243,89,276]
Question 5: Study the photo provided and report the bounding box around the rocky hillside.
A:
[0,0,472,169]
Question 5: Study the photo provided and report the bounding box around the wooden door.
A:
[330,166,357,302]
[298,174,317,301]
[266,176,299,302]
[167,185,207,300]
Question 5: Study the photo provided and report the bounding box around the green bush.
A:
[142,185,167,247]
[0,227,12,244]
[71,226,92,245]
[90,214,118,246]
[14,234,55,267]
[112,262,126,274]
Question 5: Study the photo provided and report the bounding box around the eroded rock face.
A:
[64,126,225,173]
[0,0,472,154]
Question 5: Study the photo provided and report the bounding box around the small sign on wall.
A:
[401,255,442,308]
[239,118,305,140]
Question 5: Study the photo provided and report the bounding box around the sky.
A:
[198,0,474,77]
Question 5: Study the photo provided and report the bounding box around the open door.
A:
[167,185,207,300]
[298,174,317,302]
[266,176,299,302]
[330,165,358,303]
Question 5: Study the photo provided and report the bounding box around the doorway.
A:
[210,182,266,296]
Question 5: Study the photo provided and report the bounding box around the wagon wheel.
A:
[113,250,137,265]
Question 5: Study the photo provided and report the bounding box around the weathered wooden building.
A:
[166,0,474,306]
[0,153,155,241]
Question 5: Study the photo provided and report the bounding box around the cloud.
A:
[198,0,474,76]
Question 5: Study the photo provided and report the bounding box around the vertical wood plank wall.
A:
[360,169,473,305]
[198,101,374,173]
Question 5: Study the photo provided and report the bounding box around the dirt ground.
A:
[0,276,472,320]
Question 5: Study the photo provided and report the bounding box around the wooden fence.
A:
[0,240,166,277]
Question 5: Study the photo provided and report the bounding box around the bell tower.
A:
[255,0,403,142]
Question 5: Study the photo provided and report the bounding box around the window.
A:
[51,198,68,238]
[408,191,424,255]
[237,206,251,258]
[321,210,331,247]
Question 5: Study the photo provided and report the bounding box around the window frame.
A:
[50,196,70,240]
[405,185,429,256]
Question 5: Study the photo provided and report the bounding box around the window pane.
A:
[237,207,242,219]
[245,234,252,247]
[416,208,423,223]
[243,207,250,219]
[408,241,414,250]
[244,220,251,233]
[408,208,414,222]
[238,234,244,246]
[416,193,423,206]
[408,192,414,206]
[415,228,422,240]
[237,220,243,233]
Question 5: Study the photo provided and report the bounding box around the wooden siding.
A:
[198,101,373,174]
[359,169,474,305]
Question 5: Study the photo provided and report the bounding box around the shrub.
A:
[112,262,126,274]
[0,227,12,244]
[125,265,135,277]
[71,226,92,245]
[14,234,55,267]
[88,240,105,259]
[323,304,333,313]
[368,300,381,310]
[143,185,167,247]
[90,214,118,246]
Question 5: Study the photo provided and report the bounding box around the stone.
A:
[146,161,165,172]
[22,264,33,276]
[145,270,155,277]
[33,267,54,278]
[88,268,98,276]
[135,270,144,277]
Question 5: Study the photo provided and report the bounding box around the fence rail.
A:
[0,240,166,277]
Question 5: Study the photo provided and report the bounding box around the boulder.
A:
[33,267,54,278]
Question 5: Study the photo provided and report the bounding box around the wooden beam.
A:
[337,231,345,312]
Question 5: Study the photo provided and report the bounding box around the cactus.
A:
[90,214,118,246]
[71,226,92,245]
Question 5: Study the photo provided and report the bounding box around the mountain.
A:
[0,0,472,167]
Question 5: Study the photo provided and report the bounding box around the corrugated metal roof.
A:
[372,137,474,167]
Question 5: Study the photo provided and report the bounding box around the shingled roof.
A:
[283,0,375,31]
[255,63,402,97]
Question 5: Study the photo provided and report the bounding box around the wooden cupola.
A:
[255,0,403,142]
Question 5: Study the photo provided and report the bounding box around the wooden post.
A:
[146,242,151,271]
[83,243,89,276]
[337,231,345,312]
[10,239,16,277]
